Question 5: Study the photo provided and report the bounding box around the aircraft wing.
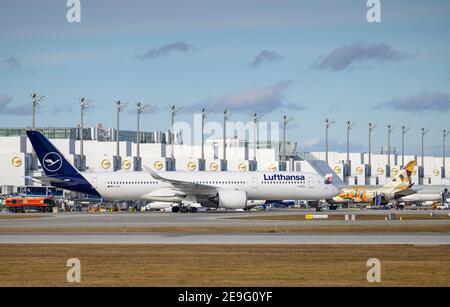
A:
[393,186,417,199]
[143,166,218,195]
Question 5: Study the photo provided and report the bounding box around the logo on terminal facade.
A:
[11,157,22,167]
[42,152,63,172]
[154,160,164,170]
[210,162,219,171]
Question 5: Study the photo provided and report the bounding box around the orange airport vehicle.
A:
[4,197,57,213]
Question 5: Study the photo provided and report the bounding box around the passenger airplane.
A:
[397,185,449,205]
[327,160,417,206]
[26,130,339,212]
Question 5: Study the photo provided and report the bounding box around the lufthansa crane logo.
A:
[122,160,131,169]
[101,159,111,169]
[154,160,164,170]
[11,157,22,167]
[187,161,197,171]
[238,163,247,172]
[42,152,63,172]
[210,162,219,171]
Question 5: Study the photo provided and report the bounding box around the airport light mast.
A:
[325,118,335,164]
[421,127,430,169]
[387,124,395,167]
[31,93,45,169]
[136,102,149,171]
[252,112,263,167]
[170,105,182,160]
[346,121,356,171]
[200,108,210,167]
[31,93,45,131]
[116,100,127,169]
[80,97,92,171]
[282,115,293,163]
[401,125,409,167]
[443,129,450,176]
[223,110,232,170]
[368,122,377,166]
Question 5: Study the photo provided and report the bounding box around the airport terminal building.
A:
[0,125,449,194]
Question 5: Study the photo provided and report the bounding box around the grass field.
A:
[0,214,51,219]
[0,244,449,286]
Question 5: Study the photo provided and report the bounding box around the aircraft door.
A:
[251,176,258,189]
[307,177,314,189]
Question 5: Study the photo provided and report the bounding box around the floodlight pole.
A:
[201,108,206,163]
[401,125,409,167]
[421,127,429,168]
[252,113,263,165]
[325,119,334,164]
[368,123,376,165]
[443,129,449,176]
[387,124,394,167]
[346,121,355,165]
[170,105,182,160]
[282,115,292,162]
[223,110,231,168]
[32,93,37,131]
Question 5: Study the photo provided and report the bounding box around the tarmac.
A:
[1,210,449,244]
[0,232,449,244]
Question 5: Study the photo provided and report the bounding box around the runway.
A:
[1,233,449,244]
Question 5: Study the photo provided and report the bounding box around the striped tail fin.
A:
[386,160,416,188]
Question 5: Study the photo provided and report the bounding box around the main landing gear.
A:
[171,206,198,213]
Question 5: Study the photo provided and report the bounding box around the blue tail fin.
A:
[26,130,80,177]
[26,130,101,197]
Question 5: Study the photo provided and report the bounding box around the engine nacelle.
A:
[383,191,396,201]
[218,190,248,209]
[200,189,248,209]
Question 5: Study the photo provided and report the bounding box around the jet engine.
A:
[202,189,248,209]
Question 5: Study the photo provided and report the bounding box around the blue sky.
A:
[1,0,450,155]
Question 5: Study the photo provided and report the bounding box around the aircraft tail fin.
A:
[385,160,416,188]
[26,130,80,178]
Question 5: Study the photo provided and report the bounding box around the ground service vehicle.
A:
[4,197,56,213]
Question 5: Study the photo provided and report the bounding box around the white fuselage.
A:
[398,185,449,203]
[81,171,338,202]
